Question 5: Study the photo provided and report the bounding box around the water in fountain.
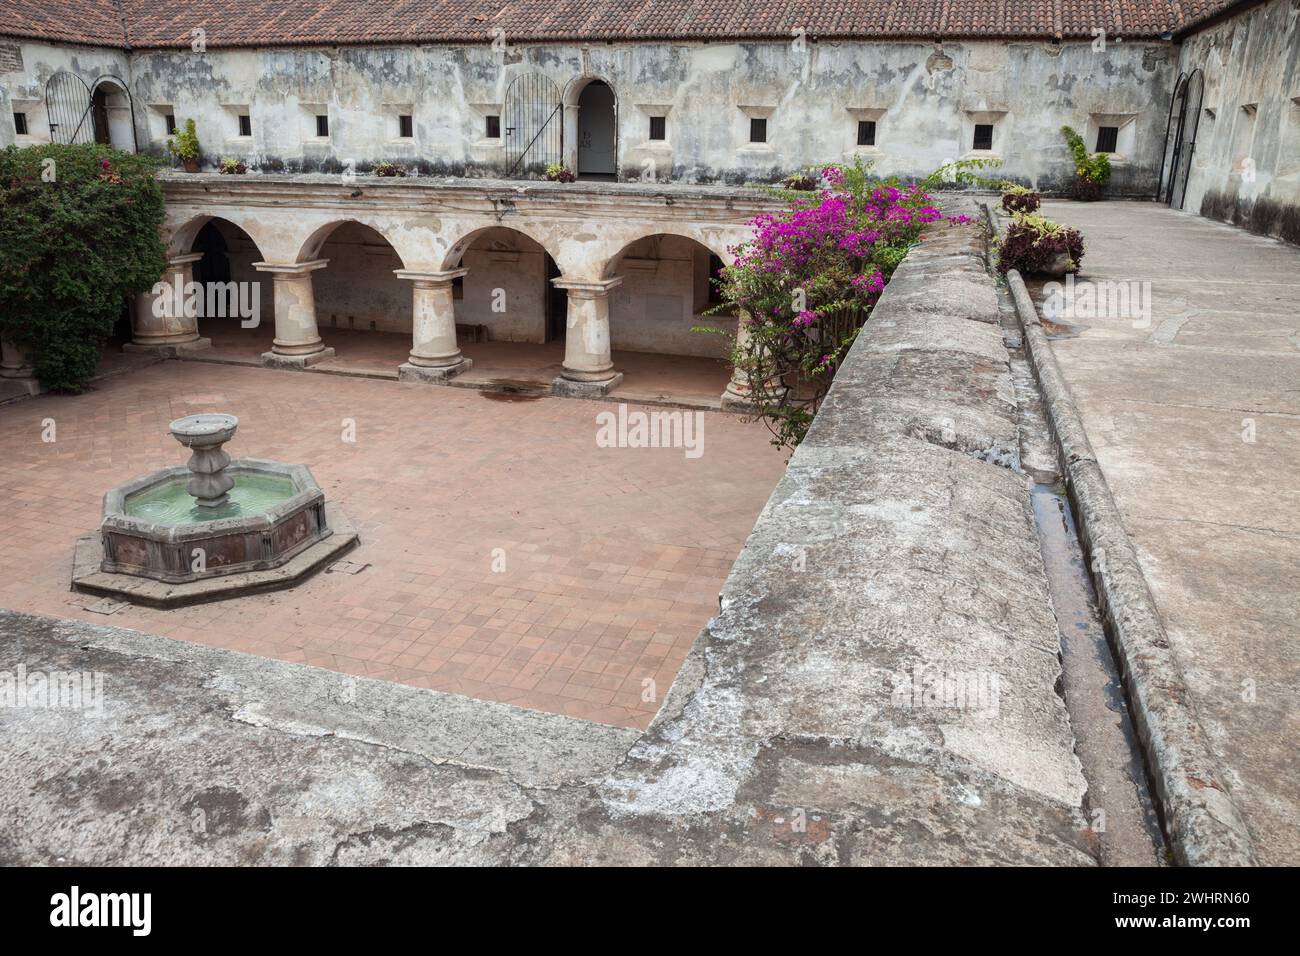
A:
[124,473,297,525]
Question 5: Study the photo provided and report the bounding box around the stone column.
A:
[0,335,41,397]
[253,260,335,369]
[562,104,581,175]
[721,311,784,411]
[124,252,212,355]
[721,312,756,410]
[551,276,624,397]
[395,268,472,383]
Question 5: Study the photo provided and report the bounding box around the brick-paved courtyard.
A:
[0,360,786,728]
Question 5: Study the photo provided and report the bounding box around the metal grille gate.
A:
[504,73,562,177]
[44,70,138,151]
[1158,69,1204,210]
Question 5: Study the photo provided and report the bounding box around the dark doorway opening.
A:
[91,87,111,145]
[576,80,616,179]
[545,254,566,343]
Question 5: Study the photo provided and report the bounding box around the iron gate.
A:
[504,73,562,177]
[45,70,138,151]
[1158,68,1204,209]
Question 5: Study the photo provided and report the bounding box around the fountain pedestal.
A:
[170,414,238,509]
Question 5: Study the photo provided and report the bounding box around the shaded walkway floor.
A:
[187,321,731,408]
[1038,200,1300,864]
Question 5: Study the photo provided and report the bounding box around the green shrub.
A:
[167,118,200,165]
[0,143,166,391]
[1061,126,1111,200]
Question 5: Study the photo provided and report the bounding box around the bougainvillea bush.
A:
[0,143,166,391]
[996,213,1085,277]
[700,157,981,451]
[1000,183,1042,215]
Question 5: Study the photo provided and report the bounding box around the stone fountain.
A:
[71,414,358,608]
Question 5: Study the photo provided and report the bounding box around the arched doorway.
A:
[576,80,617,179]
[189,218,273,350]
[45,72,137,150]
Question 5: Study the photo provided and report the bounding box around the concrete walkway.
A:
[1038,200,1300,865]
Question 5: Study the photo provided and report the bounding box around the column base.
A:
[720,389,758,412]
[398,358,473,383]
[0,377,41,402]
[261,347,336,370]
[123,337,212,357]
[552,372,624,398]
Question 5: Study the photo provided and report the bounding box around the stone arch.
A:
[294,218,413,269]
[441,225,566,344]
[167,213,272,261]
[438,223,561,272]
[601,227,737,279]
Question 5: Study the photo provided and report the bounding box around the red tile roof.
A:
[0,1,1252,49]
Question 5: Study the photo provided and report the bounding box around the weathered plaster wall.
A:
[458,228,549,343]
[0,39,130,149]
[1177,0,1300,244]
[312,223,408,334]
[2,36,1175,193]
[609,235,734,358]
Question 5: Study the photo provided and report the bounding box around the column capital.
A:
[252,259,329,277]
[166,252,205,269]
[550,275,624,298]
[393,267,468,286]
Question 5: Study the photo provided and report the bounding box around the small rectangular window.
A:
[486,114,500,138]
[749,117,767,144]
[238,114,252,137]
[972,123,994,151]
[316,114,329,137]
[1095,125,1119,153]
[857,120,876,147]
[649,116,666,141]
[164,113,176,135]
[399,114,413,138]
[13,112,27,136]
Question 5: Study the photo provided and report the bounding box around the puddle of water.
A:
[479,382,546,402]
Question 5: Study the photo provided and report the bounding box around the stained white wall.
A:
[1174,0,1300,244]
[1,35,1178,194]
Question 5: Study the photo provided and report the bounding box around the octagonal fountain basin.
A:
[101,459,330,583]
[71,414,358,608]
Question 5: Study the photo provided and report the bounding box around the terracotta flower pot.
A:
[182,158,200,173]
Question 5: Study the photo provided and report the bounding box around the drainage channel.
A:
[999,293,1166,866]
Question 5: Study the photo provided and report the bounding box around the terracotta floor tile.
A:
[0,358,784,728]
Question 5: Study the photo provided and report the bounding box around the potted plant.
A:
[372,161,407,177]
[1000,182,1041,215]
[544,163,576,183]
[217,157,247,175]
[1061,126,1111,201]
[997,212,1085,277]
[167,118,201,173]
